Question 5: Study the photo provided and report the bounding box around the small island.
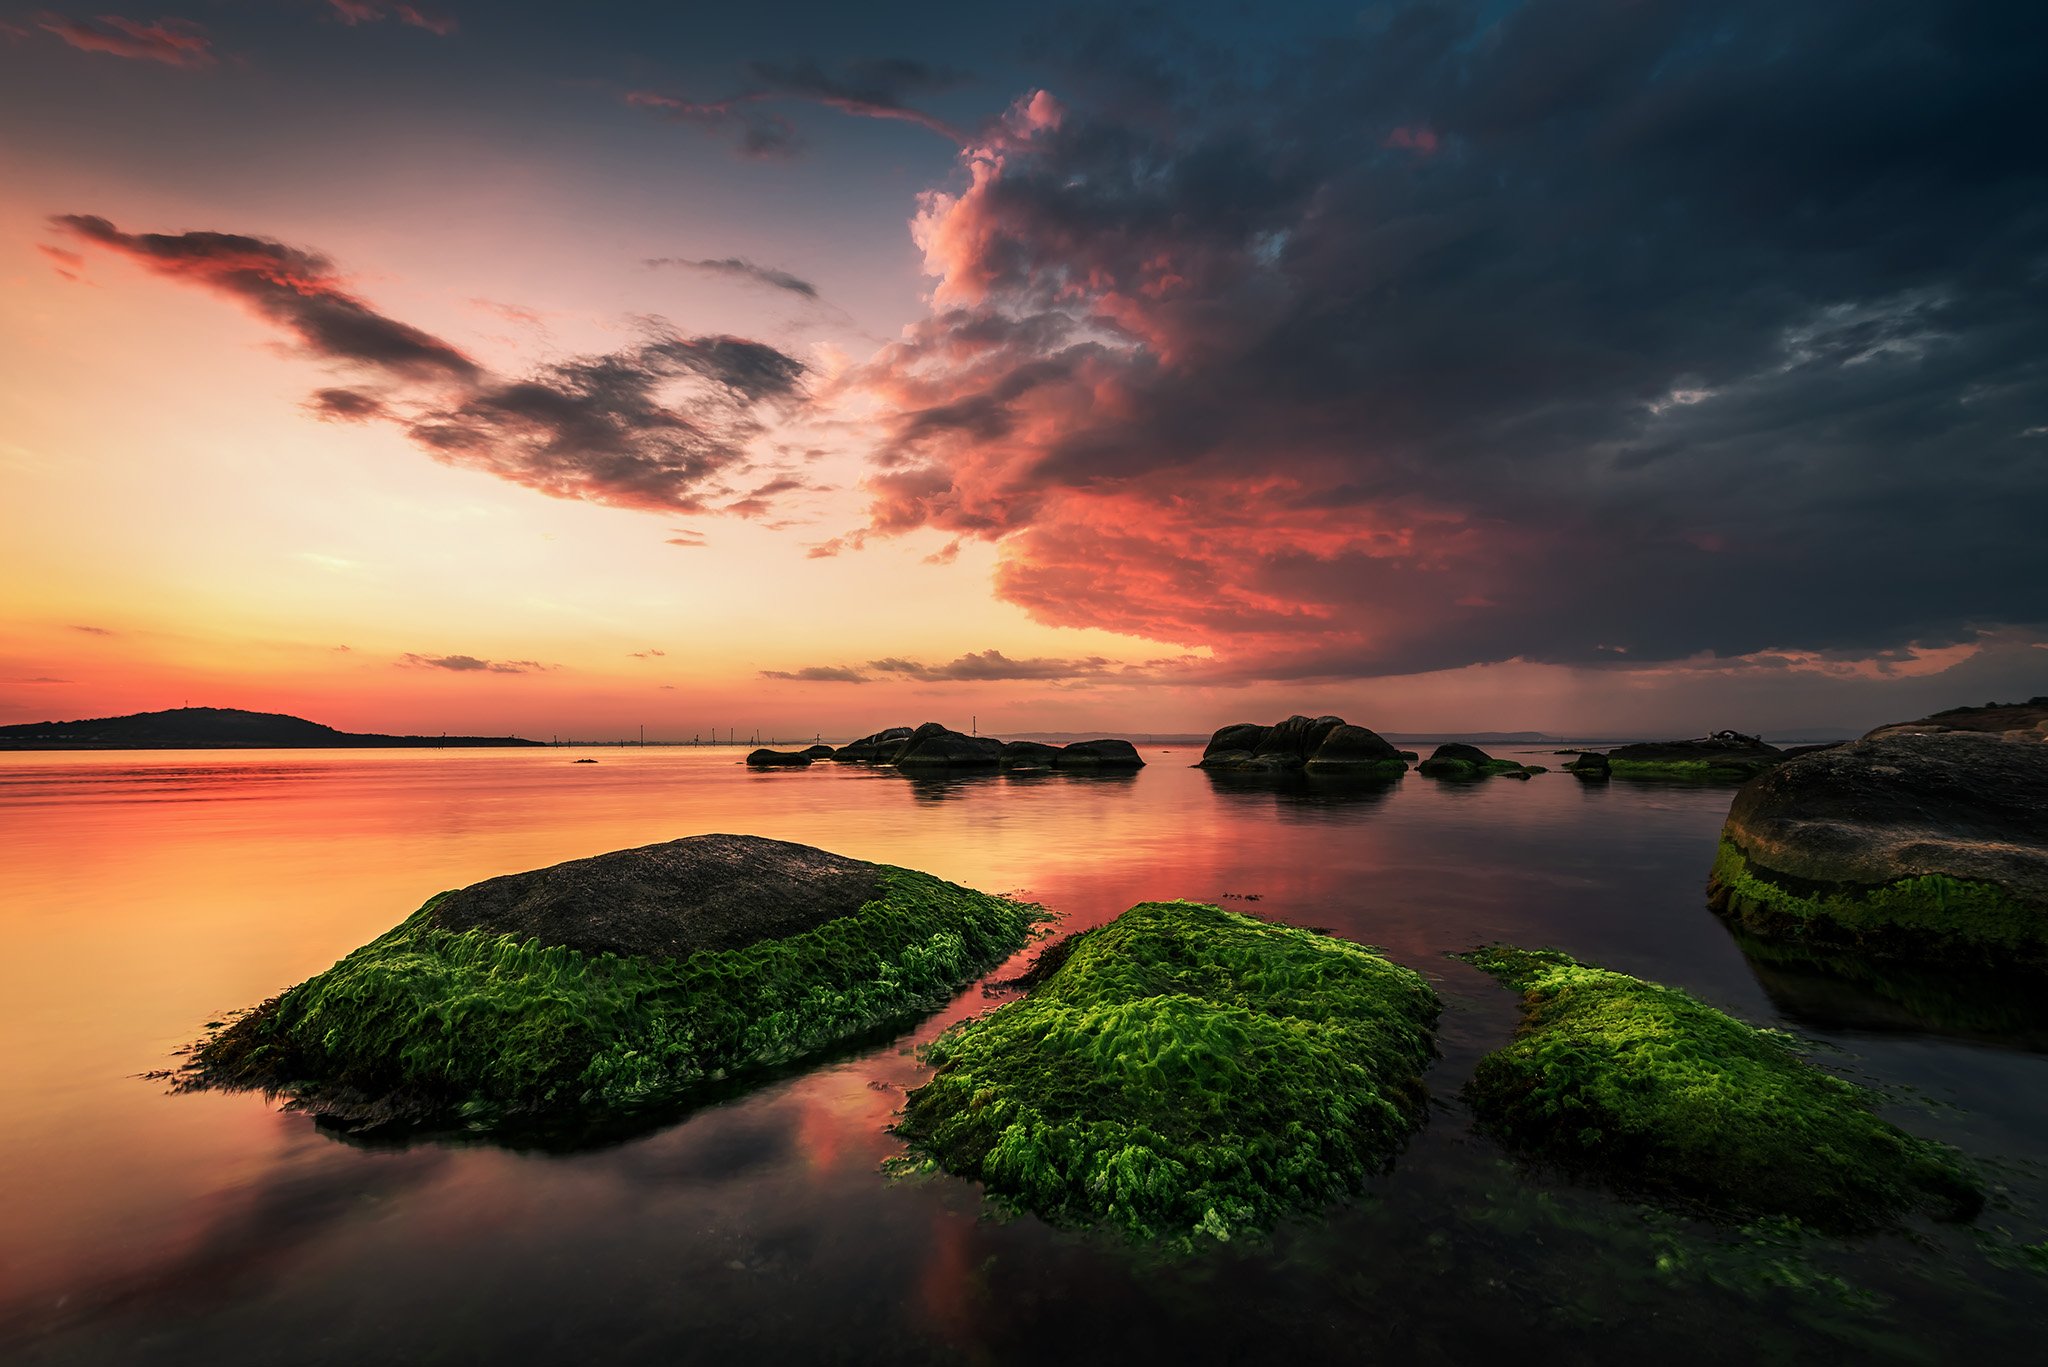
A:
[0,706,542,750]
[1197,715,1409,779]
[187,834,1039,1132]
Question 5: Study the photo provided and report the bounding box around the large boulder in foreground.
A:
[1599,732,1785,781]
[1460,946,1982,1232]
[1709,731,2048,967]
[190,835,1037,1130]
[1199,715,1405,779]
[897,901,1440,1247]
[1416,743,1542,779]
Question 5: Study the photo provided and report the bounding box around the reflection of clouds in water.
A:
[0,1110,448,1343]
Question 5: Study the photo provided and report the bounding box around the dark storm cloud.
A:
[58,217,811,516]
[37,14,214,67]
[862,0,2048,677]
[646,256,819,300]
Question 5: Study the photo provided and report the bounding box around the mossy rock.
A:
[190,835,1038,1132]
[1417,743,1541,779]
[1601,735,1785,781]
[896,901,1441,1247]
[1710,732,2048,967]
[1459,946,1983,1232]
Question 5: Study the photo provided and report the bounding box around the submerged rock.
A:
[1459,946,1982,1232]
[897,901,1440,1247]
[1598,733,1785,781]
[189,834,1037,1131]
[1199,715,1405,779]
[1054,738,1145,768]
[745,748,812,767]
[1708,731,2048,966]
[1416,743,1542,779]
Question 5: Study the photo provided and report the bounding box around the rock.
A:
[1864,696,2048,744]
[1054,738,1145,768]
[830,726,915,763]
[1417,743,1540,779]
[800,744,836,759]
[894,721,1004,768]
[898,901,1440,1246]
[1201,715,1403,777]
[571,758,598,764]
[745,748,811,767]
[1598,733,1785,781]
[1459,946,1982,1232]
[1708,731,2048,966]
[1565,751,1610,780]
[189,835,1038,1130]
[1302,724,1408,779]
[999,740,1061,769]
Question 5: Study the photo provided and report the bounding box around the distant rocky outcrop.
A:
[0,706,542,750]
[1416,743,1543,780]
[746,748,812,767]
[1586,731,1786,781]
[821,723,1146,772]
[800,744,836,759]
[1199,715,1406,779]
[1565,752,1610,780]
[1709,730,2048,967]
[1863,697,2048,744]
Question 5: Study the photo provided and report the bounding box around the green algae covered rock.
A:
[1601,733,1786,781]
[1459,946,1983,1232]
[191,835,1038,1131]
[1708,731,2048,967]
[1416,743,1543,779]
[896,901,1441,1246]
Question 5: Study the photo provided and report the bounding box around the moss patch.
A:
[1708,838,2044,964]
[1608,758,1767,781]
[1458,945,1982,1232]
[192,866,1038,1130]
[896,901,1440,1247]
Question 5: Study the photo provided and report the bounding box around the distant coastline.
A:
[0,706,543,751]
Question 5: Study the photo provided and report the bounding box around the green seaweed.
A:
[1708,838,2045,963]
[894,900,1441,1248]
[192,866,1038,1128]
[1457,945,1982,1232]
[1607,758,1771,781]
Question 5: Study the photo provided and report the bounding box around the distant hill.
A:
[0,706,544,750]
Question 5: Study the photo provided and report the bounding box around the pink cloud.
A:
[38,14,214,68]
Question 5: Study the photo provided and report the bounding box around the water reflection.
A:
[1720,924,2048,1053]
[1200,769,1401,812]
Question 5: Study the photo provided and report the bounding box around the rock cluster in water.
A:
[746,722,1143,771]
[1416,743,1544,780]
[1570,731,1786,781]
[188,835,1037,1132]
[1198,715,1408,779]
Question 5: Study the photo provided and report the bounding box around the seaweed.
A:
[896,900,1441,1247]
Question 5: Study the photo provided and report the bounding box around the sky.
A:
[1,0,2043,741]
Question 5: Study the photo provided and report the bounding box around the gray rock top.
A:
[421,833,887,960]
[1725,733,2048,904]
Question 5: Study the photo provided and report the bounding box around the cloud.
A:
[59,216,811,516]
[760,650,1194,686]
[847,2,2048,683]
[627,55,970,157]
[324,2,456,35]
[37,243,85,281]
[38,15,213,67]
[630,648,666,659]
[646,257,819,299]
[398,653,554,674]
[665,530,709,547]
[69,624,114,636]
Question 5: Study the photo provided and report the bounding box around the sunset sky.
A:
[2,0,2043,740]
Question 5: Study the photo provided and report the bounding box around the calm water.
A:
[2,747,2044,1364]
